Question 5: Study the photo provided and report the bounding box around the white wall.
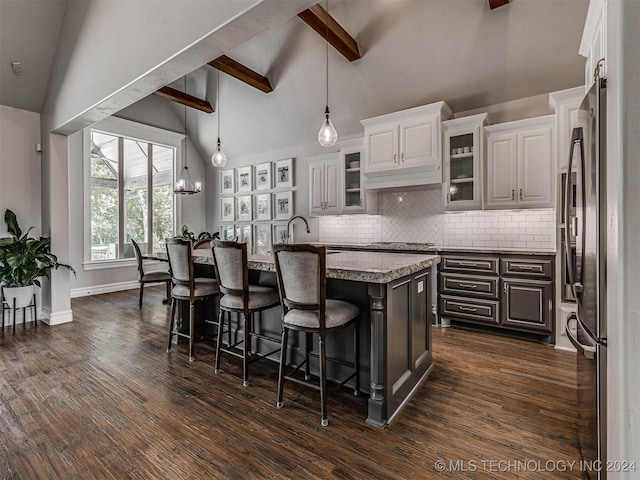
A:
[0,105,41,237]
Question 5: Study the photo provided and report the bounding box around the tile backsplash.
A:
[318,185,556,250]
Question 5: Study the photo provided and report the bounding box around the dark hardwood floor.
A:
[0,287,583,479]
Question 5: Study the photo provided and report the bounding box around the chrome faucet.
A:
[285,215,311,243]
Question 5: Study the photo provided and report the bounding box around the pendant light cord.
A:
[325,0,329,111]
[184,75,188,169]
[217,69,221,142]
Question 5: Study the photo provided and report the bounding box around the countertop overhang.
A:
[190,249,440,284]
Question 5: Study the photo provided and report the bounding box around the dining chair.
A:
[193,237,213,250]
[165,237,219,362]
[131,238,172,308]
[273,243,360,426]
[212,240,281,386]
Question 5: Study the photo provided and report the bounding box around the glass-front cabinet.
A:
[340,139,376,215]
[442,113,489,211]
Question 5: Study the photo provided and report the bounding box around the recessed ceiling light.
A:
[11,61,22,75]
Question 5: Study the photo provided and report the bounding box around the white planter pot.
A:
[2,285,35,309]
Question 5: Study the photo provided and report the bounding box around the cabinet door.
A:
[324,161,341,214]
[444,127,481,211]
[400,115,438,170]
[485,132,517,209]
[518,126,553,207]
[309,162,326,216]
[365,124,398,173]
[501,278,553,333]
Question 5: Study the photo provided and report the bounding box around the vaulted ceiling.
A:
[1,0,589,163]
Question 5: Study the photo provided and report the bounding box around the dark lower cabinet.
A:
[501,278,553,333]
[439,252,555,340]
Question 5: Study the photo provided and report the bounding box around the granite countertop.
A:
[317,242,556,256]
[190,249,440,284]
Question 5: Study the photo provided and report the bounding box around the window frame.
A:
[83,116,184,270]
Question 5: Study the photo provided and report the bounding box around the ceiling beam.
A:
[298,4,361,62]
[488,0,510,10]
[208,55,273,93]
[153,86,214,114]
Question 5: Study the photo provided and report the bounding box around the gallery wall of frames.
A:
[219,158,294,256]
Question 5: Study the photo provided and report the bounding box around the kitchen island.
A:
[189,249,440,427]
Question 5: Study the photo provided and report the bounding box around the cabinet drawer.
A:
[441,256,499,275]
[440,295,499,326]
[440,273,499,300]
[500,257,553,279]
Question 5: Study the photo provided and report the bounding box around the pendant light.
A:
[174,75,202,195]
[317,0,337,147]
[211,69,227,167]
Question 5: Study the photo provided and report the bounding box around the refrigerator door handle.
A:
[565,313,596,359]
[564,128,582,295]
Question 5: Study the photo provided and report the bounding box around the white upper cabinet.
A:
[549,86,585,172]
[442,113,489,211]
[361,102,452,189]
[580,0,607,91]
[485,116,555,210]
[341,139,377,215]
[400,117,438,169]
[308,153,341,216]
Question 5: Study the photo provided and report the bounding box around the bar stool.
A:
[212,240,281,386]
[165,238,219,362]
[273,243,360,426]
[131,238,172,308]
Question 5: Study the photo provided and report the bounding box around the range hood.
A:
[364,167,442,190]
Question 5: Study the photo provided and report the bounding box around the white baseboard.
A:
[70,281,139,298]
[42,309,74,325]
[554,344,577,353]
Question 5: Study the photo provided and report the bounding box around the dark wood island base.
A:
[178,249,440,427]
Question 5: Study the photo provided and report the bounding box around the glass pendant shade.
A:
[211,138,227,167]
[318,106,338,147]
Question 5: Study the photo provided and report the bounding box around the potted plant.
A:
[0,209,76,308]
[177,225,219,244]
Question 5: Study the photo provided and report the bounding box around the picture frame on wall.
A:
[273,158,293,189]
[273,191,293,220]
[221,197,235,222]
[273,224,289,245]
[237,224,252,252]
[220,169,235,195]
[254,163,272,190]
[236,195,252,221]
[254,193,271,221]
[220,224,235,241]
[237,166,252,192]
[253,224,272,256]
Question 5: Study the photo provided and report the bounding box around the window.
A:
[85,117,183,264]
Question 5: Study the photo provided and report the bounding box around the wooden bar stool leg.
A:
[188,301,195,362]
[215,309,225,373]
[319,335,328,426]
[33,294,37,328]
[305,332,312,380]
[167,299,177,352]
[12,298,16,333]
[242,313,250,386]
[354,322,360,396]
[276,327,289,408]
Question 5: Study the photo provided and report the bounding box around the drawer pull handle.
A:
[457,262,479,267]
[516,265,539,271]
[457,283,478,289]
[458,306,478,312]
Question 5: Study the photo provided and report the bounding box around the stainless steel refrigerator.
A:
[564,65,607,480]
